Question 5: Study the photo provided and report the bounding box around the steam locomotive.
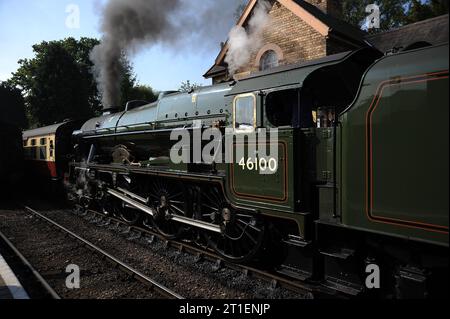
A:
[25,43,449,298]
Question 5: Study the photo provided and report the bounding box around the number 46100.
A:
[238,157,278,173]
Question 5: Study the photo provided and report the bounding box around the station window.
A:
[234,95,256,130]
[40,137,46,145]
[31,139,36,146]
[260,50,279,71]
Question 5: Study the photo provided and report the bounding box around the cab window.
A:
[265,88,313,128]
[234,94,256,130]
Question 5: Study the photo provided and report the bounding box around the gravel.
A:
[1,199,306,299]
[0,209,161,299]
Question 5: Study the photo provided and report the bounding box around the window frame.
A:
[263,85,304,128]
[259,50,279,71]
[233,93,257,131]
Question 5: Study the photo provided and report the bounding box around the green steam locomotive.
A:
[68,43,448,298]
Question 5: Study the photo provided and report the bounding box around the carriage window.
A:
[39,147,46,160]
[50,140,54,157]
[234,95,256,130]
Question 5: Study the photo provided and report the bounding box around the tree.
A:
[0,82,27,128]
[429,0,449,16]
[8,38,137,127]
[9,40,93,127]
[119,58,138,107]
[405,0,449,24]
[128,85,158,103]
[342,0,409,32]
[179,80,201,93]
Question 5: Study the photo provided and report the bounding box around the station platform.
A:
[0,253,29,299]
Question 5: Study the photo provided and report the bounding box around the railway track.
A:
[70,206,336,299]
[0,228,60,299]
[22,206,183,299]
[1,202,306,299]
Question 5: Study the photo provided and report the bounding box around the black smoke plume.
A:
[91,0,245,108]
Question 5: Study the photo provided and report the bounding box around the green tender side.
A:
[339,43,449,246]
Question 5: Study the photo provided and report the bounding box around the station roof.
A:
[366,14,449,53]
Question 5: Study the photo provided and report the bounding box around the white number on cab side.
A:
[238,157,278,173]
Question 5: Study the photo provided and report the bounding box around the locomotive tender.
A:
[60,43,448,298]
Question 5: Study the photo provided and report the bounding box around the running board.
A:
[107,188,222,234]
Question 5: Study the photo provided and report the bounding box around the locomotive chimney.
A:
[102,105,121,115]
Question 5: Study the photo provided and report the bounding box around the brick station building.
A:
[204,0,449,84]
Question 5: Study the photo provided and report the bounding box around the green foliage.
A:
[118,58,138,106]
[179,80,201,93]
[8,37,139,128]
[0,82,27,128]
[127,85,158,103]
[341,0,449,32]
[405,0,449,24]
[342,0,408,32]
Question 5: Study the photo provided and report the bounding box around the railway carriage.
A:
[23,120,83,193]
[53,43,449,298]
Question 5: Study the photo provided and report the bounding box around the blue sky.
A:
[0,0,235,91]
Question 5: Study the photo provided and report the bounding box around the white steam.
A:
[225,0,271,75]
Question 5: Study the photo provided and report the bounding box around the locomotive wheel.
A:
[117,177,142,226]
[102,195,122,217]
[197,187,265,263]
[120,206,141,225]
[147,179,189,239]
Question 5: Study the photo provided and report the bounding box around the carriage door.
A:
[229,93,288,206]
